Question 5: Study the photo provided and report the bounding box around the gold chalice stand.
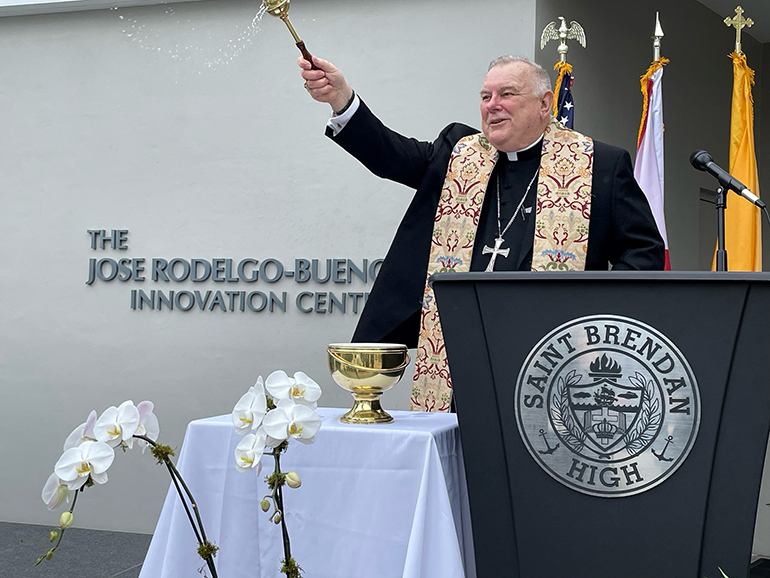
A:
[327,343,410,424]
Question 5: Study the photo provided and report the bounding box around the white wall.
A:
[0,0,536,532]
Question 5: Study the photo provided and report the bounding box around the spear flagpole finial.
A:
[653,12,664,61]
[724,5,754,55]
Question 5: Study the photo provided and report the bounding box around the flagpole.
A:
[635,12,671,269]
[720,6,761,271]
[540,16,585,128]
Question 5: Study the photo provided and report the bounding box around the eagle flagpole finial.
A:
[541,16,586,63]
[724,6,753,55]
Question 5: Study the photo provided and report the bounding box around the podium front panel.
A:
[432,272,770,578]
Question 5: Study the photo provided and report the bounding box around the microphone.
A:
[690,149,765,208]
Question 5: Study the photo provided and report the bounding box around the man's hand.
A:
[298,56,354,113]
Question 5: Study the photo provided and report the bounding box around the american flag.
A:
[555,70,575,128]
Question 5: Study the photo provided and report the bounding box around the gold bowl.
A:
[327,343,410,424]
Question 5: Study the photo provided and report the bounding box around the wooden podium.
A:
[431,272,770,578]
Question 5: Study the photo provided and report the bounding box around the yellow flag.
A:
[721,52,761,271]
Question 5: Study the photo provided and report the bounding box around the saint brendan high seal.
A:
[515,315,700,498]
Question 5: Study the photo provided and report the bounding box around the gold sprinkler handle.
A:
[296,40,317,69]
[279,14,318,69]
[263,0,319,70]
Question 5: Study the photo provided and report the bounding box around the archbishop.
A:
[299,54,665,412]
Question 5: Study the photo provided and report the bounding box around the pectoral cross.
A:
[482,237,510,272]
[724,6,753,55]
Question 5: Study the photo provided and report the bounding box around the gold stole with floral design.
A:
[411,118,593,412]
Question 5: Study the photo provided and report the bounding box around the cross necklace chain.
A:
[482,167,540,272]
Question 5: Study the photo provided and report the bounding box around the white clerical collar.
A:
[504,133,545,161]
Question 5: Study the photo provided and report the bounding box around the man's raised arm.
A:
[296,54,453,189]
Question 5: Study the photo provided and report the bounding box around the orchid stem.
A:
[271,449,294,576]
[134,435,219,578]
[166,462,203,543]
[167,459,210,544]
[35,483,80,565]
[276,483,292,557]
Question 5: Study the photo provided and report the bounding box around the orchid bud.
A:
[286,472,301,489]
[49,530,58,542]
[273,512,282,524]
[45,550,54,560]
[59,512,74,529]
[260,499,270,512]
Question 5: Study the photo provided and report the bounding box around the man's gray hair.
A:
[487,55,552,97]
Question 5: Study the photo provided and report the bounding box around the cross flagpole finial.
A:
[724,5,754,55]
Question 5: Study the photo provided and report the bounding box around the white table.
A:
[140,407,475,578]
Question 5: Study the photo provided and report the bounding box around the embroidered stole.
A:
[411,118,594,412]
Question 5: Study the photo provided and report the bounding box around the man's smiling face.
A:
[480,61,552,152]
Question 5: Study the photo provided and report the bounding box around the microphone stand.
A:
[715,186,728,271]
[694,150,770,271]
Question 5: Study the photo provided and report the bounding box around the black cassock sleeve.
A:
[327,100,477,347]
[586,142,665,271]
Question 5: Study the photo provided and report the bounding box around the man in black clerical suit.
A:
[299,54,664,349]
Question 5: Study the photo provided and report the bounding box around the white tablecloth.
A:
[140,407,475,578]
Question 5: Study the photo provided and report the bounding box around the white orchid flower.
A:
[54,441,115,491]
[265,370,322,408]
[234,431,267,473]
[133,401,160,452]
[41,473,74,511]
[256,423,287,449]
[232,377,268,435]
[264,431,286,449]
[262,398,322,445]
[94,401,141,448]
[63,410,98,452]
